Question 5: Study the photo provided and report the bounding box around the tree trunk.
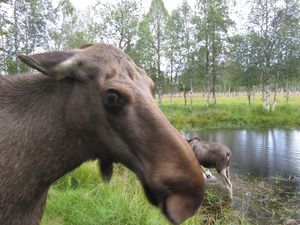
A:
[285,83,289,105]
[169,58,174,107]
[247,88,252,105]
[227,86,231,97]
[189,87,193,111]
[158,88,162,105]
[271,73,279,111]
[169,90,174,106]
[206,89,210,107]
[265,90,270,111]
[212,92,216,106]
[183,84,187,109]
[261,82,266,109]
[13,0,20,73]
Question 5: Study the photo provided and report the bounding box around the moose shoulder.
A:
[0,44,204,225]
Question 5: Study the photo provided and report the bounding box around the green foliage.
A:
[244,0,300,109]
[1,0,55,73]
[50,0,94,50]
[166,1,197,92]
[93,0,140,52]
[135,0,169,91]
[0,0,299,103]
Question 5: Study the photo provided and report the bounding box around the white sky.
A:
[64,0,250,31]
[67,0,195,12]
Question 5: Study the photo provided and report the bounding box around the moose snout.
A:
[162,192,203,225]
[142,174,204,225]
[141,156,205,225]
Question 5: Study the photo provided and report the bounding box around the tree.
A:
[249,0,280,110]
[0,0,12,73]
[194,0,233,106]
[248,0,300,110]
[93,0,140,55]
[270,0,300,107]
[141,0,169,101]
[1,0,54,73]
[228,33,261,104]
[166,1,195,107]
[133,16,156,82]
[50,0,93,50]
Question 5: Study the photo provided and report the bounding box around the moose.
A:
[186,137,233,199]
[0,43,205,225]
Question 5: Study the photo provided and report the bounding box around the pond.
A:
[183,129,300,186]
[183,129,300,223]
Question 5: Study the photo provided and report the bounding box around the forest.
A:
[0,0,299,110]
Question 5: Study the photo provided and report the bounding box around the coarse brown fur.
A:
[0,44,204,225]
[187,137,233,199]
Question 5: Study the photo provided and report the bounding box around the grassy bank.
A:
[159,93,300,130]
[42,163,251,225]
[42,163,299,225]
[41,163,168,225]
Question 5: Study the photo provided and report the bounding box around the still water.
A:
[182,129,300,185]
[183,129,300,223]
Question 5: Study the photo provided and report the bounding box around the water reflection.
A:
[182,129,300,185]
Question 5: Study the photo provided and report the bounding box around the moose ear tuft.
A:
[18,51,75,80]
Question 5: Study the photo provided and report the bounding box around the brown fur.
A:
[0,44,204,225]
[187,137,233,198]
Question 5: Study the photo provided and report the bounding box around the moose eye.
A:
[104,90,125,112]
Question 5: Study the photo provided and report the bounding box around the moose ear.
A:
[18,51,75,80]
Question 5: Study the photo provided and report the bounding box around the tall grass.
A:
[42,163,249,225]
[42,163,169,225]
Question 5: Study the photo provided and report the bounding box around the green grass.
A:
[42,163,169,225]
[160,93,300,130]
[42,163,299,225]
[42,163,250,225]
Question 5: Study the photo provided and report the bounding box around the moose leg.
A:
[220,168,233,199]
[226,166,230,179]
[201,166,213,179]
[226,167,232,198]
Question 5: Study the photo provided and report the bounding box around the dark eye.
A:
[104,90,125,112]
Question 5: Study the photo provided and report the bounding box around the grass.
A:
[42,163,252,225]
[42,163,169,225]
[42,163,299,225]
[160,93,300,130]
[42,93,300,225]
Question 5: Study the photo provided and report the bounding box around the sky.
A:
[67,0,196,12]
[63,0,250,31]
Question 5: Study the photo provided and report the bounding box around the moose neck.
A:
[0,74,95,197]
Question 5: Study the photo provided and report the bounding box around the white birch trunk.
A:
[189,87,193,111]
[271,81,278,111]
[183,85,187,109]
